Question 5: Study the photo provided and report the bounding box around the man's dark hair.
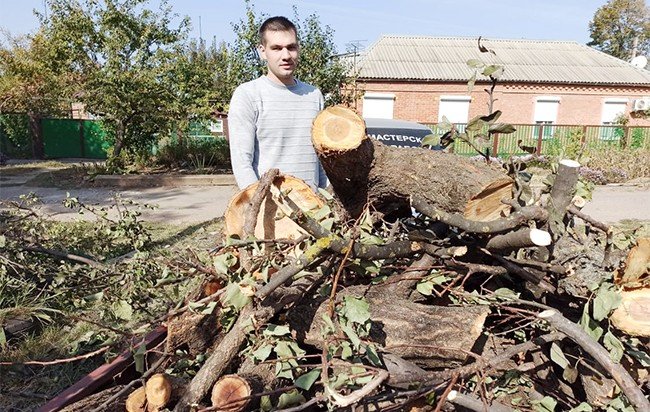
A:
[258,16,297,45]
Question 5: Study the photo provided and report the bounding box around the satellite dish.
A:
[630,55,648,68]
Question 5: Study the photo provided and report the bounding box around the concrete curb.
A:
[94,174,236,188]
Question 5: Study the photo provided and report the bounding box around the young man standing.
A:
[228,16,327,190]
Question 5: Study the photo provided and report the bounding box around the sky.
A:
[0,0,608,52]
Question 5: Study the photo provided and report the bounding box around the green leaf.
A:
[295,368,321,390]
[603,331,624,363]
[563,366,578,383]
[416,281,434,296]
[466,115,486,132]
[342,296,370,325]
[421,134,439,147]
[112,300,133,321]
[252,344,273,362]
[494,287,519,300]
[568,403,593,412]
[0,327,6,349]
[580,305,604,341]
[531,396,557,412]
[263,324,291,336]
[213,252,236,274]
[439,116,453,130]
[133,343,147,373]
[83,291,104,302]
[365,344,383,366]
[482,65,504,78]
[467,72,477,93]
[340,341,353,359]
[488,123,517,134]
[260,395,273,411]
[317,188,334,200]
[201,301,218,315]
[466,59,484,68]
[593,288,621,321]
[550,342,569,369]
[321,313,337,336]
[276,389,306,409]
[275,360,294,379]
[222,282,250,310]
[624,340,650,367]
[341,324,361,350]
[480,110,502,123]
[0,235,5,248]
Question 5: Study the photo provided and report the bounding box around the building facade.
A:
[353,36,650,128]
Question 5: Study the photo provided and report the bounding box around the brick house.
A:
[353,36,650,129]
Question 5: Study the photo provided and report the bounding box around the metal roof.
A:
[354,36,650,86]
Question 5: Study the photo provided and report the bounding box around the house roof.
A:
[354,36,650,86]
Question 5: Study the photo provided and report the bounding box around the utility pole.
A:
[345,40,366,110]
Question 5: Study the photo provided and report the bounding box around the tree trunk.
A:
[289,285,489,368]
[27,111,44,159]
[312,106,513,220]
[113,120,125,158]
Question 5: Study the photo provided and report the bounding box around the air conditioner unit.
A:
[633,98,650,111]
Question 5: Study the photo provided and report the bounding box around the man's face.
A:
[259,29,299,85]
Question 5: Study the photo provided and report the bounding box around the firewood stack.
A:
[62,107,650,412]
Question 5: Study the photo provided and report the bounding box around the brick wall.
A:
[355,81,650,126]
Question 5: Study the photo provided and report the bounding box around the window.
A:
[362,93,395,119]
[533,97,560,139]
[438,96,471,130]
[600,99,628,140]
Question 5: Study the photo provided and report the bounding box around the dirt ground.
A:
[0,162,648,224]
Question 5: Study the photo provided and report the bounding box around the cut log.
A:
[144,374,173,412]
[289,285,489,368]
[224,175,324,239]
[485,228,552,251]
[125,387,147,412]
[609,288,650,337]
[211,374,251,411]
[614,238,650,288]
[312,106,513,220]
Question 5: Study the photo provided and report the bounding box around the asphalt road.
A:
[0,167,648,224]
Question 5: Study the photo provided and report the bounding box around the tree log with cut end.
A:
[125,387,147,412]
[289,285,489,368]
[211,374,251,411]
[485,228,551,251]
[312,106,513,220]
[144,374,173,412]
[609,288,650,337]
[614,238,650,288]
[224,175,324,240]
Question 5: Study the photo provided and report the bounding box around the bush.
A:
[582,146,650,183]
[155,135,230,171]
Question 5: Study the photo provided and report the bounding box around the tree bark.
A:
[312,106,513,221]
[289,285,489,368]
[27,111,44,159]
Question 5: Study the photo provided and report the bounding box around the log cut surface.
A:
[224,175,324,239]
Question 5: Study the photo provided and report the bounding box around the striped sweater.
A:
[228,76,326,189]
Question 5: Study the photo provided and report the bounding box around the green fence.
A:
[42,119,110,159]
[422,123,650,157]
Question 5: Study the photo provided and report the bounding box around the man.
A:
[228,16,327,190]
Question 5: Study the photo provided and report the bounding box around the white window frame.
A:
[533,96,560,139]
[362,92,395,119]
[600,98,628,140]
[438,96,471,131]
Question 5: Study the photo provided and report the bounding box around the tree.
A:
[0,31,78,158]
[228,1,354,107]
[41,0,190,160]
[588,0,650,60]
